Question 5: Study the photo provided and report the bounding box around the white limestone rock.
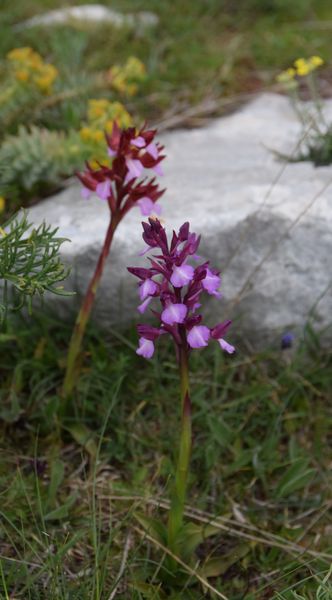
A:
[16,4,158,30]
[28,93,332,345]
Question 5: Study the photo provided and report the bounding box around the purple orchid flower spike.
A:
[128,218,235,549]
[128,218,235,359]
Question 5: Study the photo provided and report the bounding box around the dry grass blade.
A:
[108,532,131,600]
[133,526,230,600]
[105,494,332,563]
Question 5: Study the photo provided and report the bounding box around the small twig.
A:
[108,532,131,600]
[153,92,256,132]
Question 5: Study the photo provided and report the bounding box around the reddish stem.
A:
[62,216,119,399]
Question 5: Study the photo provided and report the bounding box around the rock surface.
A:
[28,93,332,346]
[17,4,158,30]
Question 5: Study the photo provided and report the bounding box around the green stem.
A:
[167,334,192,551]
[62,216,118,399]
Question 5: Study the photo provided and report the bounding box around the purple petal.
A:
[187,325,210,349]
[136,337,154,359]
[146,142,159,159]
[218,338,235,354]
[132,136,146,148]
[96,180,111,200]
[138,245,152,256]
[192,302,201,312]
[170,264,195,288]
[107,147,117,157]
[202,268,221,295]
[137,324,163,341]
[211,320,232,339]
[137,197,162,217]
[161,303,187,326]
[138,297,152,314]
[152,162,164,176]
[139,278,158,301]
[125,158,144,183]
[81,185,92,200]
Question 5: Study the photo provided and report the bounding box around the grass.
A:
[0,312,331,598]
[2,0,332,123]
[1,1,332,597]
[2,0,332,211]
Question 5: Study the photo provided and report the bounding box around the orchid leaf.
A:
[134,512,167,545]
[274,458,316,498]
[130,581,167,599]
[66,423,98,458]
[199,543,250,578]
[176,521,220,560]
[44,492,78,521]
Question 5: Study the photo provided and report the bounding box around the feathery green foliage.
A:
[0,125,86,206]
[0,211,71,322]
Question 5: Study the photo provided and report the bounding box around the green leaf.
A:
[275,458,316,498]
[44,493,77,521]
[66,423,98,458]
[0,334,17,342]
[130,581,167,599]
[134,512,167,545]
[177,521,220,560]
[199,543,250,578]
[47,458,65,507]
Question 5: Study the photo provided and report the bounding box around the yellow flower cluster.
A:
[79,99,133,167]
[7,47,58,94]
[0,196,5,214]
[80,99,132,141]
[277,56,324,83]
[108,56,146,96]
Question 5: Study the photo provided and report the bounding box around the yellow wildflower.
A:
[294,58,311,77]
[8,47,58,93]
[0,196,5,213]
[34,64,58,93]
[88,99,110,121]
[309,55,324,68]
[109,56,146,96]
[7,47,34,62]
[106,101,132,127]
[80,127,94,141]
[89,157,111,169]
[92,130,104,142]
[15,69,30,82]
[8,47,43,70]
[276,67,296,83]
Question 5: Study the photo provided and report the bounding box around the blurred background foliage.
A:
[1,0,332,214]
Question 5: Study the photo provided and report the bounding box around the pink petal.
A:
[81,185,92,200]
[138,297,152,314]
[161,303,187,326]
[170,264,194,288]
[139,278,157,301]
[218,338,235,354]
[138,245,152,256]
[136,337,154,358]
[146,142,159,159]
[132,136,146,148]
[96,180,111,200]
[107,147,117,157]
[152,162,163,176]
[125,158,144,182]
[202,268,221,295]
[187,325,210,349]
[137,197,162,216]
